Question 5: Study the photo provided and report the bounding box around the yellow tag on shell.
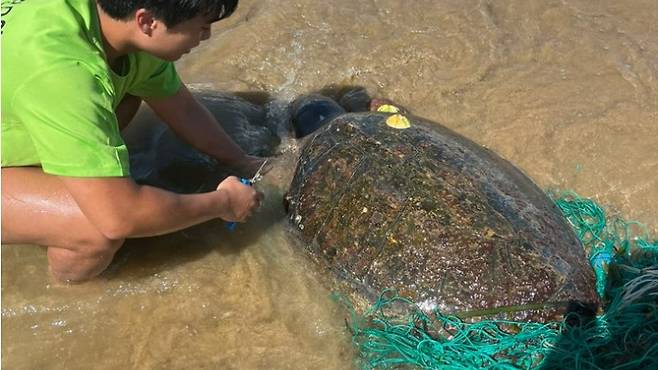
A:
[386,114,411,129]
[377,104,401,113]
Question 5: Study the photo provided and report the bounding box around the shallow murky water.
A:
[2,161,355,369]
[3,0,657,368]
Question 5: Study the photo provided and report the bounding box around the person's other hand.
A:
[216,176,263,222]
[232,155,272,179]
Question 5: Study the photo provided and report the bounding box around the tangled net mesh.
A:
[335,190,658,369]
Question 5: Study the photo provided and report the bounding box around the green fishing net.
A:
[336,190,658,369]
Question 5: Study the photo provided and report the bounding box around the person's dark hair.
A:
[97,0,239,27]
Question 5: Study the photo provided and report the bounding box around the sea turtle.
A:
[284,94,599,322]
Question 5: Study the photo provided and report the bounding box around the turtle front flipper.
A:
[291,95,345,138]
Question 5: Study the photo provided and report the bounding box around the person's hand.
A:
[216,176,263,222]
[231,155,272,180]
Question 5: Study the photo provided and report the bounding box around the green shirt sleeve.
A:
[12,63,130,177]
[127,53,182,98]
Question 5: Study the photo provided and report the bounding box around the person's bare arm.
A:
[145,85,264,177]
[61,175,259,240]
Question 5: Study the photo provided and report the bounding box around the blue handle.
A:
[225,178,252,232]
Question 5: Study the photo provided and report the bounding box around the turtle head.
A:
[291,95,345,138]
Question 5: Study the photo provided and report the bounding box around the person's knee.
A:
[48,236,124,282]
[86,232,124,257]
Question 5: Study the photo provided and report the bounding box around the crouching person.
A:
[1,0,265,282]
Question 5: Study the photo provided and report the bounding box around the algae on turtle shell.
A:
[285,106,599,322]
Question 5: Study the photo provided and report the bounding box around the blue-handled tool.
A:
[225,159,268,232]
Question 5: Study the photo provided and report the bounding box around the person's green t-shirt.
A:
[1,0,182,177]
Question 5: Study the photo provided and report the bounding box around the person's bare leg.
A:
[2,94,141,281]
[1,167,124,282]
